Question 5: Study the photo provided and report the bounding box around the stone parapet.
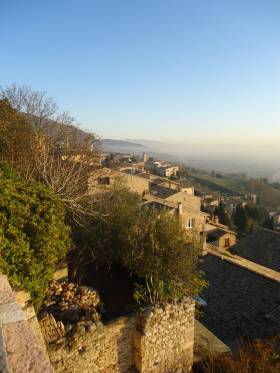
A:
[47,298,195,372]
[0,274,54,373]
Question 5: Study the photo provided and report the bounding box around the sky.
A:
[1,0,280,146]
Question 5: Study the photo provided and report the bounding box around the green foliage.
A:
[73,182,142,267]
[271,181,280,191]
[0,164,71,308]
[235,204,252,233]
[196,337,280,373]
[263,216,274,230]
[235,203,268,233]
[200,173,280,209]
[214,202,232,226]
[73,184,206,304]
[0,99,35,173]
[134,276,172,305]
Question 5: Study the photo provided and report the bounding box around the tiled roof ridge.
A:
[259,228,280,237]
[207,249,280,284]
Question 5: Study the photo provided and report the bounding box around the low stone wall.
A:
[14,289,48,354]
[48,315,137,372]
[134,301,195,372]
[47,299,195,373]
[0,274,54,373]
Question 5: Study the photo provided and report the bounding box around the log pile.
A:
[39,280,102,338]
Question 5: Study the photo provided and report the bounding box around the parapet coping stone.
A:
[0,303,26,325]
[0,324,8,373]
[0,274,54,372]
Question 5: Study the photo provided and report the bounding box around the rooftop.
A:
[230,229,280,272]
[150,183,178,199]
[141,200,175,213]
[199,254,280,347]
[207,228,231,239]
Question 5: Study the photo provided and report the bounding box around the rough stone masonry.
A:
[46,298,195,373]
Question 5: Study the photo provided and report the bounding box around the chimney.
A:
[178,202,183,215]
[178,202,183,227]
[200,227,208,255]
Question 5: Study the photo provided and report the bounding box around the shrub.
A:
[0,164,71,308]
[73,184,206,304]
[195,337,280,373]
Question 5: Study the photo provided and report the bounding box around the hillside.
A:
[198,174,280,209]
[102,139,145,148]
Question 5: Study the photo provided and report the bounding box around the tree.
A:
[0,99,35,182]
[0,164,71,308]
[0,85,102,220]
[72,185,206,304]
[235,204,250,232]
[263,216,274,230]
[127,209,205,303]
[214,202,232,227]
[0,84,58,128]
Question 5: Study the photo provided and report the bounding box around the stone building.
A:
[89,168,150,196]
[156,165,179,178]
[245,193,258,204]
[271,211,280,231]
[204,221,237,250]
[147,161,179,178]
[144,181,208,233]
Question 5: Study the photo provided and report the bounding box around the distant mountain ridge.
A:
[102,139,145,148]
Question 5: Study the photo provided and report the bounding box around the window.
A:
[224,238,230,247]
[186,218,192,229]
[97,177,110,185]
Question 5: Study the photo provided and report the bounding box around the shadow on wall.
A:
[117,316,139,373]
[80,263,139,321]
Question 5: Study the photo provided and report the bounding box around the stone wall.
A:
[14,289,48,355]
[0,274,54,373]
[121,173,150,196]
[88,168,150,196]
[217,232,236,249]
[47,299,195,373]
[134,300,195,372]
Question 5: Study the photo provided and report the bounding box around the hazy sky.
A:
[1,0,280,144]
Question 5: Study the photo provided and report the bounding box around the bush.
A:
[72,184,206,304]
[0,164,71,308]
[195,337,280,373]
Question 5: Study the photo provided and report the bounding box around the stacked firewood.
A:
[39,281,102,338]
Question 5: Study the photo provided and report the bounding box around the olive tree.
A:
[72,185,206,304]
